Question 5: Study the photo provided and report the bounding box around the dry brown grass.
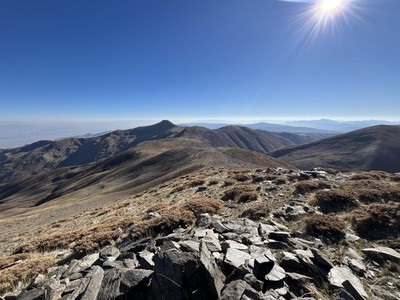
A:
[303,214,346,244]
[274,176,287,185]
[15,217,134,254]
[0,252,55,294]
[349,171,393,181]
[233,173,251,182]
[342,179,400,204]
[223,178,236,186]
[240,202,270,220]
[130,197,223,238]
[350,202,400,240]
[189,179,205,187]
[294,180,331,195]
[221,185,258,202]
[312,189,359,213]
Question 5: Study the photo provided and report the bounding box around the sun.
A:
[315,0,349,19]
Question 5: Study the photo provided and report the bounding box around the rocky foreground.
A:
[11,213,400,300]
[1,168,400,299]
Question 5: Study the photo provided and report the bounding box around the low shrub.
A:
[351,203,400,240]
[349,171,392,181]
[274,177,287,185]
[313,189,359,213]
[251,175,264,183]
[240,203,270,220]
[233,173,251,182]
[238,191,258,203]
[181,197,223,216]
[294,180,331,195]
[189,179,205,187]
[303,214,346,244]
[223,179,236,186]
[342,179,400,204]
[221,185,258,202]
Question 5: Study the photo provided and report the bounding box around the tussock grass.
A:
[350,202,400,240]
[303,214,346,244]
[294,180,331,195]
[312,189,359,213]
[240,202,270,220]
[221,184,258,202]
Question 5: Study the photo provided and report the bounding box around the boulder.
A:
[196,213,212,227]
[149,250,212,300]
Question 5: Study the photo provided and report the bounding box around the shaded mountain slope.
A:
[270,125,400,172]
[0,137,293,216]
[0,120,180,184]
[175,125,325,153]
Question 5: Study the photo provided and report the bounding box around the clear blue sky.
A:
[1,0,399,122]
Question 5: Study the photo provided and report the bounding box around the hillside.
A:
[270,125,400,172]
[0,121,328,185]
[1,166,399,299]
[0,136,293,216]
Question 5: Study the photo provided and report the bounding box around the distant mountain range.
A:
[181,119,400,133]
[1,120,400,215]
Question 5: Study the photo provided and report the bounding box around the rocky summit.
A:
[1,167,399,300]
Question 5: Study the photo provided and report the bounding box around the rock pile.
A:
[11,213,400,300]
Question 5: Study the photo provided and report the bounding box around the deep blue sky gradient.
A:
[1,0,399,121]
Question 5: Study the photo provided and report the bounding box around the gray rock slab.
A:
[199,240,225,298]
[221,280,248,300]
[203,231,222,252]
[224,248,252,269]
[179,240,200,252]
[81,266,104,300]
[100,246,120,260]
[328,266,367,300]
[265,264,286,282]
[310,248,334,269]
[347,258,366,276]
[137,250,155,269]
[119,269,153,293]
[269,231,291,242]
[16,288,45,300]
[221,240,249,252]
[63,277,90,300]
[97,269,121,300]
[362,246,400,263]
[63,253,99,278]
